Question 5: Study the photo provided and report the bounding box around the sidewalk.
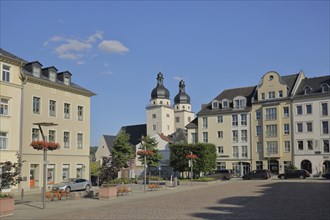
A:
[3,183,210,220]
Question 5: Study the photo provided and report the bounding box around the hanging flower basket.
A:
[30,141,60,151]
[186,154,198,159]
[137,150,153,156]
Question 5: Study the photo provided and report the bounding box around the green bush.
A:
[0,193,14,198]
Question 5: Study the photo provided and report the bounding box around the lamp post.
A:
[33,122,58,209]
[144,145,147,193]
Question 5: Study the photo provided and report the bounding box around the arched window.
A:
[321,84,329,93]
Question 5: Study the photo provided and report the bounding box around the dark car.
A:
[208,169,233,180]
[278,169,310,179]
[322,172,330,179]
[242,170,271,180]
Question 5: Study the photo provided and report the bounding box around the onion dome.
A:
[174,80,191,104]
[151,72,170,99]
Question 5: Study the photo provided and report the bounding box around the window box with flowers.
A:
[30,141,60,151]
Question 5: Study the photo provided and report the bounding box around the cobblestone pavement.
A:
[4,178,330,220]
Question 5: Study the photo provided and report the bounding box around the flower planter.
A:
[0,197,15,217]
[99,186,117,200]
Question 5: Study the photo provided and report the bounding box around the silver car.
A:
[51,178,92,193]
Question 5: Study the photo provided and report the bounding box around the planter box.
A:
[0,197,15,217]
[99,186,117,200]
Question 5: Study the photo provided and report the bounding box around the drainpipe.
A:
[18,64,27,191]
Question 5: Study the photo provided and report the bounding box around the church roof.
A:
[151,72,170,99]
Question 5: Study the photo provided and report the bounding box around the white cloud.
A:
[87,31,103,43]
[98,40,129,54]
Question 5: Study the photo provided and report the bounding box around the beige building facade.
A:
[0,49,95,191]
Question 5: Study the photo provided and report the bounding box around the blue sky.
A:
[1,1,329,146]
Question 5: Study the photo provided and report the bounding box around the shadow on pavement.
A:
[191,181,330,220]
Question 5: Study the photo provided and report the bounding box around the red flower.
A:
[186,154,198,159]
[30,141,60,151]
[137,150,153,156]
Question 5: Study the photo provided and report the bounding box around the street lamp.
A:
[33,122,58,209]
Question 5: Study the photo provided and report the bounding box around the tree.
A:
[170,143,216,178]
[98,155,121,185]
[138,136,163,168]
[111,130,134,169]
[0,153,25,192]
[90,161,99,176]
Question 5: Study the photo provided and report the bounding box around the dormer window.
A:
[49,71,56,82]
[33,67,41,77]
[304,86,312,95]
[64,76,70,85]
[321,84,329,93]
[212,101,218,109]
[234,97,246,109]
[222,100,229,108]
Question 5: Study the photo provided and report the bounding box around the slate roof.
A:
[295,75,330,96]
[198,86,256,115]
[167,128,188,144]
[103,135,116,151]
[281,73,300,95]
[0,48,27,63]
[185,117,198,129]
[119,124,147,146]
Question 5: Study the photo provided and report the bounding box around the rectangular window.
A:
[78,106,83,121]
[296,105,303,115]
[265,108,277,120]
[268,91,275,99]
[64,103,70,119]
[77,133,83,149]
[297,123,303,133]
[266,125,277,137]
[267,141,278,154]
[2,64,10,82]
[217,131,223,139]
[175,117,180,123]
[217,115,223,123]
[256,126,262,136]
[232,130,238,143]
[306,122,313,132]
[321,103,328,116]
[218,146,224,154]
[261,93,265,100]
[323,140,330,153]
[153,125,156,131]
[33,67,40,77]
[297,140,304,151]
[64,132,70,148]
[232,146,238,158]
[64,76,70,85]
[322,121,329,134]
[223,101,228,108]
[306,104,312,114]
[279,90,283,98]
[0,98,9,116]
[0,132,8,149]
[217,162,226,170]
[62,164,70,180]
[256,109,261,120]
[191,133,198,144]
[32,128,39,141]
[202,117,208,129]
[33,97,41,114]
[152,114,156,119]
[49,100,56,117]
[49,72,56,82]
[284,141,290,152]
[202,132,208,143]
[257,142,262,153]
[213,102,218,108]
[241,130,247,142]
[232,115,238,126]
[283,107,289,118]
[76,164,83,178]
[307,140,313,150]
[241,114,247,126]
[284,124,290,135]
[241,146,248,158]
[49,130,56,142]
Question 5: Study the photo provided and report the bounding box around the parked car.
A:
[51,178,92,193]
[278,169,310,179]
[322,172,330,179]
[242,170,271,180]
[207,169,233,180]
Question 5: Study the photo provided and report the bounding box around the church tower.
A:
[174,80,195,131]
[146,72,175,136]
